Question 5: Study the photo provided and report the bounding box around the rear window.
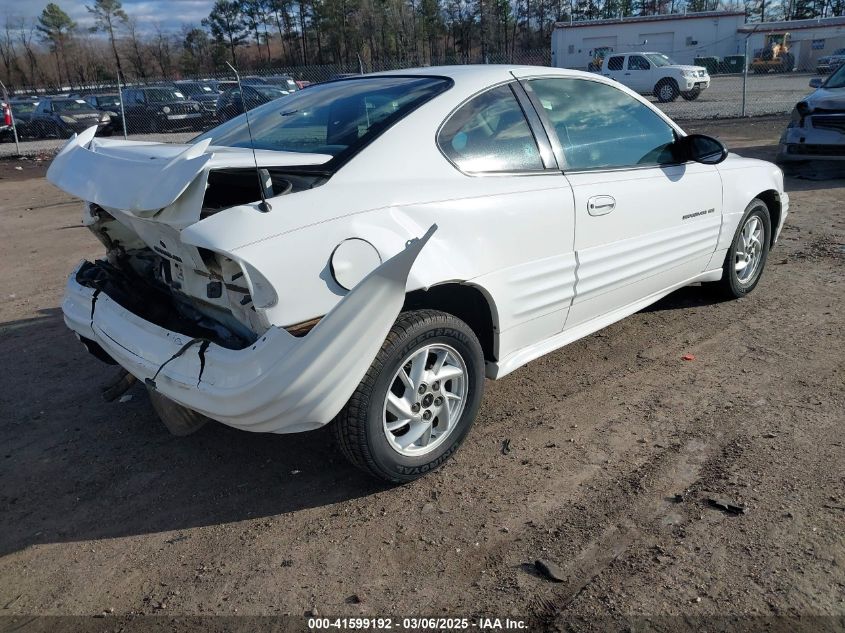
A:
[195,76,451,159]
[607,56,624,71]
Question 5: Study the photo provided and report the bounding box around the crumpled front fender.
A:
[63,225,437,433]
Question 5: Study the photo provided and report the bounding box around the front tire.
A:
[709,198,771,299]
[333,309,485,483]
[655,79,679,103]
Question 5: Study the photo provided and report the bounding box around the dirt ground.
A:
[0,116,843,632]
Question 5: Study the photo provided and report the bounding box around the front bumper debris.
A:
[63,225,436,434]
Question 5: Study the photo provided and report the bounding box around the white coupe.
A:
[49,65,789,482]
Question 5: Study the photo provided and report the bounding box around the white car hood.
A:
[673,65,708,74]
[46,126,332,214]
[803,86,845,111]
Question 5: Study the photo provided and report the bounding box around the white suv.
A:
[602,52,710,103]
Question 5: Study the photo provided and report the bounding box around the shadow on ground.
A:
[0,309,387,557]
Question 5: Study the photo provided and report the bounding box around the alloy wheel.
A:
[382,343,468,457]
[735,214,765,284]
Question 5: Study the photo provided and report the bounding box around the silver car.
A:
[779,65,845,162]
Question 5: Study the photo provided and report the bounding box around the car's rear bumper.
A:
[62,227,435,434]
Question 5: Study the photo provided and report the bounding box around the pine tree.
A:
[36,3,75,87]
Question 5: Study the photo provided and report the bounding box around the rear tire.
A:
[681,88,701,101]
[333,309,485,483]
[707,198,771,299]
[147,387,210,436]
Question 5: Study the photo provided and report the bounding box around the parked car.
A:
[48,66,788,482]
[7,99,38,139]
[260,74,298,93]
[602,52,710,102]
[29,97,112,138]
[83,93,124,132]
[121,86,203,133]
[173,80,221,127]
[778,65,845,161]
[215,83,289,122]
[0,100,15,141]
[816,48,845,74]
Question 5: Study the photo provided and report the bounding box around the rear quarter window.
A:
[437,84,543,173]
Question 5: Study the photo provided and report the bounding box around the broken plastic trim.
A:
[62,224,438,433]
[145,338,212,390]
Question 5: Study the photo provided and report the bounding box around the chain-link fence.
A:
[0,47,827,158]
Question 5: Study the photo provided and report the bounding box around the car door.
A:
[32,101,51,138]
[626,54,653,93]
[123,90,141,131]
[519,76,723,330]
[434,82,577,359]
[604,54,626,84]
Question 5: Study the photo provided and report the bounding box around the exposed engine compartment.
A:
[75,165,330,353]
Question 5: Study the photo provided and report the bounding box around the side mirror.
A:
[809,77,823,88]
[676,134,728,165]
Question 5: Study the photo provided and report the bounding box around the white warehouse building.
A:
[551,11,747,70]
[552,12,845,71]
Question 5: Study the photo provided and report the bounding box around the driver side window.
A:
[527,77,677,171]
[628,55,650,70]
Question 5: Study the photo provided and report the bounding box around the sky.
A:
[0,0,216,34]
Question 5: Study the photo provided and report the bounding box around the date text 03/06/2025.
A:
[307,616,529,630]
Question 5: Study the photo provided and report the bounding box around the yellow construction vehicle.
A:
[750,33,795,73]
[587,46,614,72]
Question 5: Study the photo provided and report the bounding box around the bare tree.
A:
[0,18,17,87]
[152,22,175,77]
[125,17,148,80]
[16,18,44,89]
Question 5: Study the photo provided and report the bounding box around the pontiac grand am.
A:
[48,65,788,482]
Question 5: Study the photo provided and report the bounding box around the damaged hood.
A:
[46,126,332,213]
[803,86,845,112]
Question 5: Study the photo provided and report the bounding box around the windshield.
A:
[145,89,186,102]
[249,85,288,99]
[195,76,451,158]
[644,53,676,67]
[54,99,94,112]
[824,64,845,89]
[12,102,35,114]
[177,83,212,96]
[94,95,120,108]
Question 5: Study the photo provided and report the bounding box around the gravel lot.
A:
[0,72,818,158]
[0,116,843,631]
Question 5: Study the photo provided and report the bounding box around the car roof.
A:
[369,64,597,82]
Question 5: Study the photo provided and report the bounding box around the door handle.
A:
[588,195,616,216]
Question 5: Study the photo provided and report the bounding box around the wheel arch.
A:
[655,76,679,90]
[403,282,499,363]
[755,189,782,247]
